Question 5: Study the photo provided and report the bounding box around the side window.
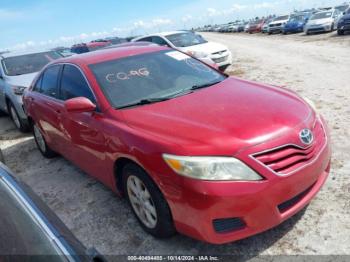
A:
[137,37,152,42]
[40,65,60,98]
[151,36,170,47]
[59,65,95,103]
[32,75,42,92]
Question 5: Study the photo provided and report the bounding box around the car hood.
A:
[307,18,333,25]
[270,19,288,25]
[120,78,313,155]
[5,72,38,88]
[179,42,228,55]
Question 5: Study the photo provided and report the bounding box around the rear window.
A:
[1,52,62,76]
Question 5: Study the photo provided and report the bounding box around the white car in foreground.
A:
[133,31,232,70]
[304,9,342,35]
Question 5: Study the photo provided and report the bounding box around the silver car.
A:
[304,9,342,35]
[0,51,62,131]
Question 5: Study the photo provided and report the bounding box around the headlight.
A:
[12,86,26,95]
[163,154,263,181]
[188,51,209,59]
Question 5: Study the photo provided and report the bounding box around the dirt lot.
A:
[1,31,350,257]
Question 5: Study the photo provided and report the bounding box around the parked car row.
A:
[198,2,350,36]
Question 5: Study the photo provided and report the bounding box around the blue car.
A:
[337,8,350,35]
[282,13,311,34]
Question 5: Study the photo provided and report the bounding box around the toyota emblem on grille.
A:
[299,129,314,145]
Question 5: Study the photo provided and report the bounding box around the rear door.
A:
[30,65,65,152]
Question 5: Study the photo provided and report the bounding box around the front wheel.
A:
[33,123,57,158]
[8,102,29,132]
[123,163,176,238]
[338,29,344,35]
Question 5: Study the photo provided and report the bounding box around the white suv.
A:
[133,31,232,71]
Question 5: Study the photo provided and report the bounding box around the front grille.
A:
[309,28,324,32]
[213,218,246,233]
[212,50,227,56]
[269,23,282,27]
[278,184,314,213]
[213,56,228,63]
[252,120,326,175]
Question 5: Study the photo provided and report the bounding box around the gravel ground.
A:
[0,31,349,258]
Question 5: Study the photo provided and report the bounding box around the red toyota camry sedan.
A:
[23,45,331,244]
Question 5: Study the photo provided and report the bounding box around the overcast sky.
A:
[0,0,345,51]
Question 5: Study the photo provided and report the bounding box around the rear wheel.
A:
[122,163,176,238]
[33,123,57,158]
[8,102,29,132]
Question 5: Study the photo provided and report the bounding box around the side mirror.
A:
[64,97,96,113]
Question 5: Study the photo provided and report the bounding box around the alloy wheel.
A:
[127,175,158,229]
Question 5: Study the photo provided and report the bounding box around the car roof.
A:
[139,31,188,38]
[54,45,169,66]
[314,9,335,14]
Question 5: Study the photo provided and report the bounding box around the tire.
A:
[8,102,29,132]
[122,163,176,238]
[33,123,57,158]
[331,23,334,31]
[338,29,344,35]
[0,148,4,163]
[306,31,310,35]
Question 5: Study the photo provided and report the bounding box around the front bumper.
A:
[305,24,332,33]
[210,51,232,68]
[166,117,331,244]
[283,26,304,33]
[269,26,283,33]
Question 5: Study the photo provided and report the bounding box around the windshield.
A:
[89,50,226,109]
[275,15,289,21]
[289,15,305,22]
[311,12,332,20]
[1,51,62,76]
[165,32,207,47]
[336,5,348,12]
[0,178,64,258]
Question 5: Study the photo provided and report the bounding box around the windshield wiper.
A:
[117,97,172,109]
[190,80,223,91]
